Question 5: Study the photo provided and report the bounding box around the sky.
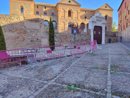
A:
[0,0,122,25]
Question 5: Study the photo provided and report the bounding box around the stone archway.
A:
[52,20,57,30]
[43,20,49,26]
[79,23,85,33]
[94,26,102,44]
[89,13,106,44]
[43,20,49,32]
[68,22,74,33]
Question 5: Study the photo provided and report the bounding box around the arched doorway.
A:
[52,20,57,30]
[79,23,85,33]
[68,22,79,33]
[20,6,24,14]
[43,20,49,26]
[94,26,102,44]
[43,20,49,32]
[68,22,74,33]
[89,13,106,44]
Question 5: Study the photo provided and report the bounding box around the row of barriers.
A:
[0,41,97,68]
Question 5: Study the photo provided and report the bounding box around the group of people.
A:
[69,23,86,43]
[69,23,85,35]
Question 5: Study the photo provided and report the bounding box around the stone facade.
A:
[2,19,49,50]
[118,0,130,32]
[0,0,113,50]
[10,0,35,17]
[89,13,106,44]
[118,0,130,42]
[0,15,24,26]
[119,27,130,42]
[10,0,113,33]
[106,31,118,43]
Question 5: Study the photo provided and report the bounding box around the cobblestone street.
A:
[0,43,130,98]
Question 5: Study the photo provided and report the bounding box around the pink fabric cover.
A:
[90,40,97,50]
[47,50,52,54]
[0,51,10,60]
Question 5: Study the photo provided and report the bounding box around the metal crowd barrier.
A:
[0,41,97,68]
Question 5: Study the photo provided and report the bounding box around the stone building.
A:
[10,0,113,44]
[118,0,130,42]
[0,0,113,50]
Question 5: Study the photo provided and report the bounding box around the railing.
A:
[0,41,97,68]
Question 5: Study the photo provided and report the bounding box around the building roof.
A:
[118,0,124,11]
[81,3,113,12]
[35,2,56,7]
[80,8,95,11]
[96,3,113,11]
[35,2,113,12]
[57,0,81,6]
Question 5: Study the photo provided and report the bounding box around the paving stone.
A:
[111,55,130,62]
[0,43,130,98]
[55,67,107,94]
[109,44,129,55]
[111,64,130,73]
[111,72,130,97]
[35,84,105,98]
[111,54,130,73]
[0,56,78,82]
[0,74,46,98]
[112,95,121,98]
[74,57,108,70]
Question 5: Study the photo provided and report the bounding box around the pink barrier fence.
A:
[0,41,97,68]
[90,40,97,52]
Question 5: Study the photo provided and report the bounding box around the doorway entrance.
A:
[94,26,102,44]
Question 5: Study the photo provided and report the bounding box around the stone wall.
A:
[0,15,24,26]
[1,18,49,50]
[9,0,113,33]
[119,26,130,42]
[106,31,118,43]
[0,14,91,50]
[55,32,90,45]
[10,0,34,16]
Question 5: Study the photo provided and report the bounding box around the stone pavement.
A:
[0,43,130,98]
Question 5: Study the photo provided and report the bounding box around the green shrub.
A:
[0,26,6,50]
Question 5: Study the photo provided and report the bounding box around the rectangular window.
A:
[20,6,24,14]
[37,5,38,8]
[36,11,39,15]
[105,15,107,20]
[128,10,130,14]
[126,22,128,28]
[44,12,47,15]
[68,10,72,17]
[51,12,55,16]
[125,2,127,8]
[105,26,107,31]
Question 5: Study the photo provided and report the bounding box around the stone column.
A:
[102,26,105,44]
[90,28,94,42]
